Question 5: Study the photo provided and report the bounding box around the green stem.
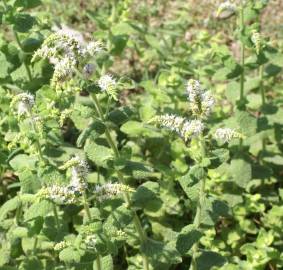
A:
[15,200,22,225]
[90,93,149,269]
[95,255,102,270]
[13,30,33,82]
[189,137,206,270]
[259,64,265,105]
[259,64,267,158]
[33,237,38,255]
[83,191,92,221]
[52,203,60,229]
[83,191,102,270]
[239,2,245,104]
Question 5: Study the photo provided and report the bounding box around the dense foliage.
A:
[0,0,282,269]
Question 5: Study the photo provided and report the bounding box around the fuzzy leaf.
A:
[178,166,206,203]
[141,238,181,269]
[132,181,161,208]
[176,225,202,255]
[229,159,252,188]
[24,200,53,221]
[59,247,81,263]
[85,141,113,168]
[0,197,20,221]
[196,250,226,270]
[93,255,113,270]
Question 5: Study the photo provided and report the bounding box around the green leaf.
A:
[200,196,230,226]
[93,255,113,270]
[9,154,37,172]
[0,241,10,267]
[236,110,257,137]
[19,257,43,270]
[14,0,42,9]
[121,160,158,179]
[104,205,133,232]
[18,169,40,193]
[0,51,10,79]
[108,106,134,125]
[229,159,252,188]
[178,166,206,203]
[141,238,181,269]
[210,149,230,168]
[176,225,202,255]
[265,64,281,77]
[266,52,283,67]
[225,81,239,104]
[13,14,36,33]
[21,35,42,52]
[11,226,29,239]
[85,141,113,168]
[263,154,283,165]
[196,250,226,270]
[59,247,81,263]
[24,200,53,221]
[110,34,128,56]
[77,120,105,147]
[145,35,164,54]
[111,22,138,35]
[121,121,144,136]
[132,181,161,209]
[0,197,20,221]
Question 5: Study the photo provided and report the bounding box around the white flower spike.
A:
[186,79,214,118]
[150,114,204,142]
[11,93,35,116]
[214,128,244,143]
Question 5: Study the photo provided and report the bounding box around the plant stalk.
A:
[239,0,245,104]
[83,191,102,270]
[13,31,33,82]
[52,202,60,229]
[259,64,265,105]
[33,237,38,255]
[90,93,149,269]
[83,191,92,221]
[189,137,206,270]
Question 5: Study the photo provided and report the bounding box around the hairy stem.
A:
[90,93,149,269]
[259,64,265,105]
[95,255,102,270]
[33,237,38,255]
[13,31,33,82]
[83,191,92,221]
[239,1,245,104]
[52,203,60,229]
[83,191,102,270]
[189,137,206,270]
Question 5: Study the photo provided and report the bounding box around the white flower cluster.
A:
[186,79,214,118]
[214,128,243,143]
[60,155,89,193]
[11,93,35,116]
[98,74,118,100]
[59,108,73,127]
[32,31,103,88]
[51,57,77,87]
[84,235,97,250]
[217,1,237,18]
[94,182,133,202]
[152,114,204,142]
[251,30,264,55]
[54,241,70,251]
[37,185,77,204]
